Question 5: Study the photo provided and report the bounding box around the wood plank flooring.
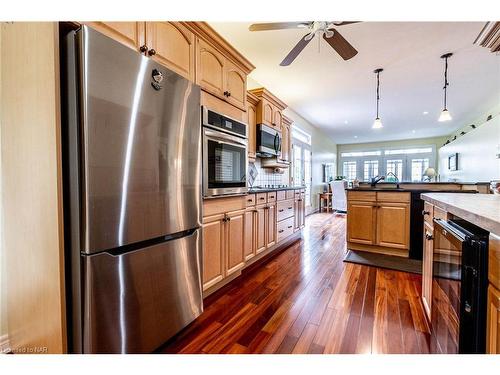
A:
[159,212,431,354]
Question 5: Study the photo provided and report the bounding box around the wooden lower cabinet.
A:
[376,202,410,249]
[266,204,277,248]
[347,201,376,245]
[422,222,434,320]
[255,205,267,254]
[226,210,245,276]
[202,216,224,290]
[244,208,257,261]
[487,284,500,354]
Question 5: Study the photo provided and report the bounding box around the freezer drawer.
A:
[82,229,203,353]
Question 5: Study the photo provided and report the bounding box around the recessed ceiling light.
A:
[423,111,429,115]
[354,135,358,138]
[412,130,416,134]
[344,120,348,124]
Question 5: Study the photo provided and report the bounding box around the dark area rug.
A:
[344,249,422,274]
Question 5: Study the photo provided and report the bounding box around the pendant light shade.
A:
[372,117,383,129]
[439,53,453,122]
[372,68,383,129]
[438,108,452,122]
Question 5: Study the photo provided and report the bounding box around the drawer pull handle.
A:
[278,229,284,233]
[425,233,433,241]
[279,209,284,212]
[287,225,293,229]
[247,199,253,202]
[422,210,430,216]
[288,207,293,209]
[259,197,265,200]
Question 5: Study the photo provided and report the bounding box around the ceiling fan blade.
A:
[331,21,361,26]
[249,22,311,31]
[279,34,313,66]
[323,28,358,60]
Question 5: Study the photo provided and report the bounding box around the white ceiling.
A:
[210,22,500,144]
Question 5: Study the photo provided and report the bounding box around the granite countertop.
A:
[248,186,306,193]
[357,181,490,186]
[421,193,500,234]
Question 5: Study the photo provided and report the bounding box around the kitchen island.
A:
[420,192,500,354]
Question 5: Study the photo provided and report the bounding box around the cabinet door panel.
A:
[273,108,283,129]
[266,204,277,248]
[146,22,194,81]
[224,60,246,110]
[422,223,434,320]
[244,210,256,261]
[85,22,145,51]
[280,124,290,162]
[247,103,257,160]
[347,201,376,245]
[196,38,225,98]
[376,202,410,249]
[226,211,245,275]
[255,206,267,254]
[257,99,273,127]
[202,219,224,290]
[487,284,500,354]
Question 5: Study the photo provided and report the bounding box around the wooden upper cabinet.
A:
[226,211,245,276]
[145,22,195,81]
[347,201,376,245]
[84,22,145,51]
[202,217,224,290]
[280,119,291,163]
[273,108,283,129]
[196,38,226,98]
[259,99,274,127]
[246,92,259,161]
[376,202,410,249]
[224,60,246,110]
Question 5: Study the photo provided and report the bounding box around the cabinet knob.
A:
[422,210,430,216]
[148,48,156,56]
[223,91,230,97]
[139,45,148,53]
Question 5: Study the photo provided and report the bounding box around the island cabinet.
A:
[346,191,410,256]
[421,222,434,319]
[487,233,500,354]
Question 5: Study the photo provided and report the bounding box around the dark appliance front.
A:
[431,218,488,354]
[256,123,282,157]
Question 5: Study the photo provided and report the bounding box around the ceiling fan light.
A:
[372,117,383,129]
[438,109,452,122]
[324,30,334,38]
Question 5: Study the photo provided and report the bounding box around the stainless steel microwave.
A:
[202,107,248,197]
[257,124,282,157]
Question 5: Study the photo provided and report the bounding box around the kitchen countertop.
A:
[421,193,500,234]
[248,186,306,193]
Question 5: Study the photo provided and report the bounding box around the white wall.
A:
[283,108,337,214]
[438,115,500,182]
[0,24,6,345]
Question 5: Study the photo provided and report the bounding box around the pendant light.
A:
[438,53,453,122]
[372,68,383,129]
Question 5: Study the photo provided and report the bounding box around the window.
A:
[384,147,433,155]
[411,158,430,182]
[291,126,311,145]
[363,160,379,181]
[341,150,382,157]
[386,159,403,181]
[343,161,357,181]
[291,126,312,207]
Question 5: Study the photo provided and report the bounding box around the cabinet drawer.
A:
[423,201,434,226]
[377,192,410,203]
[276,190,286,201]
[267,191,277,203]
[203,195,245,217]
[434,207,449,221]
[256,193,267,204]
[245,194,256,207]
[277,199,295,222]
[277,217,295,243]
[348,191,376,202]
[286,190,295,200]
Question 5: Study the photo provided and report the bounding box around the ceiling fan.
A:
[248,21,360,66]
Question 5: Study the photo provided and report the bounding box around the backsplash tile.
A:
[248,158,290,187]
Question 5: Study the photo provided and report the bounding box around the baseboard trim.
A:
[0,334,10,354]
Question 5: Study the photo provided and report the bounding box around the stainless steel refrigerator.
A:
[63,26,203,353]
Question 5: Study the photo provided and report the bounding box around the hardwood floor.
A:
[159,212,431,354]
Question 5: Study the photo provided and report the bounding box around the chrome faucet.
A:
[370,175,385,187]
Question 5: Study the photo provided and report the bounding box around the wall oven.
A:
[257,124,282,157]
[431,218,489,354]
[202,107,248,197]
